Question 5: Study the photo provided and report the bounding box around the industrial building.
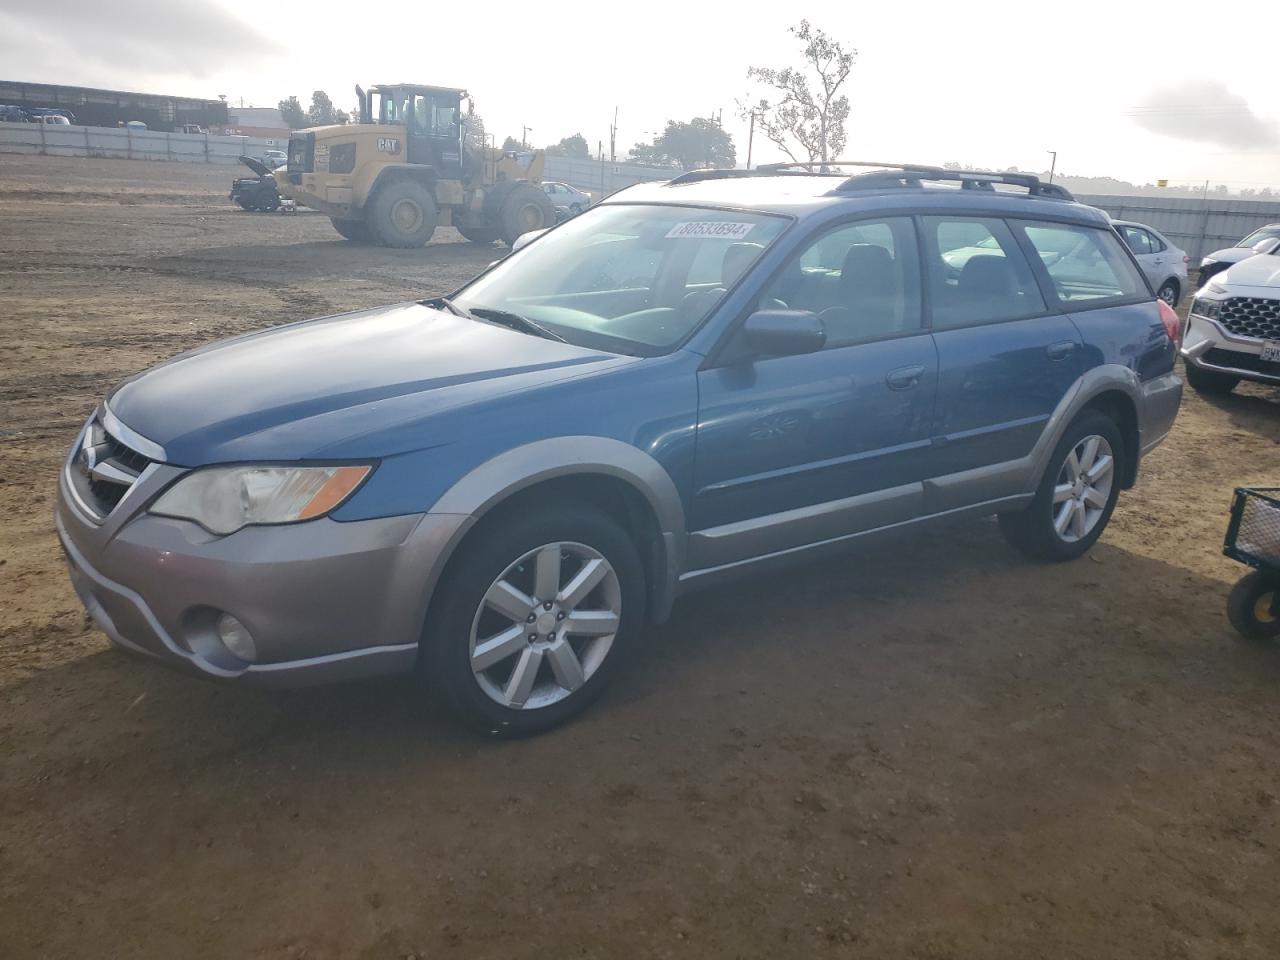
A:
[0,81,228,131]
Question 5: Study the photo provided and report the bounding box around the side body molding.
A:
[425,436,688,622]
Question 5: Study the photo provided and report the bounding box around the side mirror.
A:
[511,228,548,253]
[743,309,826,357]
[1253,237,1280,256]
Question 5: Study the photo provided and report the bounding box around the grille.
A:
[1229,489,1280,568]
[68,417,154,519]
[1219,297,1280,340]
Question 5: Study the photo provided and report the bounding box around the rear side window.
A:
[1016,221,1149,304]
[1120,225,1153,255]
[923,217,1046,329]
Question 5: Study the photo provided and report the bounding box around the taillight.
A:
[1158,299,1181,347]
[1183,254,1190,264]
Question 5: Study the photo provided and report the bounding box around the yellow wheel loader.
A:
[275,83,556,248]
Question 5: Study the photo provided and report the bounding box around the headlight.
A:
[1192,297,1221,320]
[151,464,372,535]
[1200,256,1217,267]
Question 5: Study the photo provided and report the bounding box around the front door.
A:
[690,216,937,570]
[407,92,463,179]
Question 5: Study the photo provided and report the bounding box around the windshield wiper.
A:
[425,296,472,319]
[468,306,567,343]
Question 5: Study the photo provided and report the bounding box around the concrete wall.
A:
[1076,193,1280,261]
[0,121,281,164]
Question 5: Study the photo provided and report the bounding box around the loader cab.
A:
[368,84,464,180]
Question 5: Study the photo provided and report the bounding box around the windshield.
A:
[1238,226,1280,248]
[454,204,790,355]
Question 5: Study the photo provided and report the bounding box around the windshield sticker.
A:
[665,221,755,241]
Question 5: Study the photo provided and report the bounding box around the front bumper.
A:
[57,432,471,686]
[1182,312,1280,386]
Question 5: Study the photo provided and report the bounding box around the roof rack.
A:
[664,159,1074,201]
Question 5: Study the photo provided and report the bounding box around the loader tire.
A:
[367,180,438,248]
[330,217,371,242]
[498,183,555,246]
[456,224,501,245]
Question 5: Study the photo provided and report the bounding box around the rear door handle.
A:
[1047,341,1075,361]
[886,364,926,390]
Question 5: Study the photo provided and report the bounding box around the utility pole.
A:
[746,109,756,170]
[522,125,532,148]
[1047,150,1057,185]
[609,106,618,167]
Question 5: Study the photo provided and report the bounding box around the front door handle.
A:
[886,364,926,390]
[1047,341,1075,361]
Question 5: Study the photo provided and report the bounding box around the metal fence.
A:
[1076,193,1280,262]
[543,155,672,195]
[0,120,280,164]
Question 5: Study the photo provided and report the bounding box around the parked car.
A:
[1199,224,1280,287]
[1111,220,1188,307]
[1182,237,1280,394]
[57,163,1182,735]
[261,149,287,168]
[40,114,71,125]
[542,180,591,218]
[228,156,281,212]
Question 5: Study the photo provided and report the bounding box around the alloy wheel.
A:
[469,541,621,710]
[1052,434,1115,542]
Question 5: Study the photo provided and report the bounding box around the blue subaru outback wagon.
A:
[58,162,1183,734]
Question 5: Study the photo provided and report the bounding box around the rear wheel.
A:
[998,410,1123,562]
[1156,280,1179,307]
[1227,571,1280,642]
[423,503,645,736]
[367,179,438,248]
[1185,362,1239,395]
[498,183,556,246]
[455,224,501,245]
[330,217,370,242]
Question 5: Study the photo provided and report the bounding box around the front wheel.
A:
[1227,571,1280,642]
[423,503,645,736]
[367,179,438,248]
[1185,362,1239,395]
[999,410,1124,561]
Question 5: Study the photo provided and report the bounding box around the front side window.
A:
[925,217,1046,329]
[757,217,921,345]
[455,205,789,355]
[1016,221,1149,303]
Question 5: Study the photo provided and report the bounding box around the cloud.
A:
[0,0,278,82]
[1130,81,1280,149]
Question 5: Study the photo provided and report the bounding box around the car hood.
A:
[1219,254,1280,291]
[108,302,632,464]
[238,155,274,178]
[1205,246,1255,264]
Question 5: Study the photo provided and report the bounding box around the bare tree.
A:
[743,21,856,164]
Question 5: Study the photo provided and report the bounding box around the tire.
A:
[330,217,371,242]
[258,194,280,213]
[998,410,1124,562]
[455,224,501,245]
[236,199,254,211]
[423,503,645,737]
[570,202,584,215]
[1156,280,1179,307]
[367,179,438,248]
[1227,571,1280,642]
[498,183,556,246]
[1185,362,1239,395]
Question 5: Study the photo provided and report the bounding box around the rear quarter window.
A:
[1014,221,1149,305]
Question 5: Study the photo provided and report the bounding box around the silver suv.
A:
[1183,238,1280,394]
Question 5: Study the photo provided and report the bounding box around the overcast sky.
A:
[2,0,1277,190]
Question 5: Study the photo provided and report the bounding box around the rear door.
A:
[1118,224,1163,289]
[922,215,1082,512]
[689,216,937,569]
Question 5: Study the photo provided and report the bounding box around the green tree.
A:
[278,96,307,129]
[652,118,735,170]
[546,133,591,158]
[501,135,521,151]
[307,90,337,126]
[743,20,856,164]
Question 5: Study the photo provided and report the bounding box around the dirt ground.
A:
[2,154,1279,960]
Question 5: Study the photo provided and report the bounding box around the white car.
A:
[1182,237,1280,394]
[1111,220,1189,307]
[1199,224,1280,287]
[541,181,591,218]
[262,149,287,168]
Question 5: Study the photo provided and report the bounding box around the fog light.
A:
[216,613,257,662]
